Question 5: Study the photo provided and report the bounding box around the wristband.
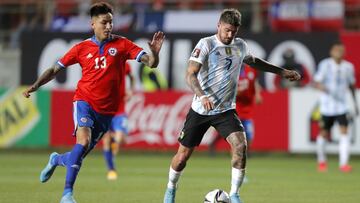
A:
[199,95,208,100]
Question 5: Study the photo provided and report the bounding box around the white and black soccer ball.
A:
[204,189,230,203]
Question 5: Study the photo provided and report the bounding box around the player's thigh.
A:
[211,110,244,139]
[73,101,95,131]
[336,114,349,133]
[178,108,212,148]
[90,114,113,147]
[320,115,335,132]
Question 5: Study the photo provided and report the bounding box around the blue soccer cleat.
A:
[230,193,243,203]
[40,152,58,183]
[163,188,176,203]
[60,192,77,203]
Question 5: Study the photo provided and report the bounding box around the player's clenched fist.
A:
[200,95,214,111]
[281,69,301,81]
[23,85,38,98]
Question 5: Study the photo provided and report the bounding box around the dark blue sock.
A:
[52,152,71,167]
[103,150,115,171]
[63,144,86,196]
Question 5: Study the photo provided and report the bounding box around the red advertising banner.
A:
[124,91,193,150]
[50,90,289,151]
[50,90,76,147]
[340,31,360,88]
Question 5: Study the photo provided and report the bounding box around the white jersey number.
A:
[94,56,107,69]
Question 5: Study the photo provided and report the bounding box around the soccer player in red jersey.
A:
[22,2,165,203]
[235,64,262,151]
[102,62,134,180]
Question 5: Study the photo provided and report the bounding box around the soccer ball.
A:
[204,189,230,203]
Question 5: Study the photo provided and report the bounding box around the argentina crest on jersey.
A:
[108,47,117,56]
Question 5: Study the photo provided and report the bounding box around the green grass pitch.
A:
[0,150,359,203]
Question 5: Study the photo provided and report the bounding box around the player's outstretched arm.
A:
[140,31,165,68]
[23,64,63,98]
[244,56,301,81]
[186,60,214,111]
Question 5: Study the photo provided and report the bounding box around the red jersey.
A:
[58,35,144,115]
[236,65,258,119]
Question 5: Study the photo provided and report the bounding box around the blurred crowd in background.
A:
[0,0,360,89]
[0,0,359,49]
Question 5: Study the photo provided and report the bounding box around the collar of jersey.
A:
[91,35,113,45]
[91,35,113,55]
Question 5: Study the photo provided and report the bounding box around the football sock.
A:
[103,150,115,170]
[316,136,327,163]
[63,144,86,196]
[339,135,350,166]
[53,152,71,167]
[167,167,182,189]
[229,167,245,195]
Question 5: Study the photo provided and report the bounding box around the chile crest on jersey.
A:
[108,47,118,56]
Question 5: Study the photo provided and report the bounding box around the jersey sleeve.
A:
[57,44,79,68]
[313,60,326,83]
[244,41,252,58]
[189,38,210,65]
[242,40,252,60]
[124,38,145,62]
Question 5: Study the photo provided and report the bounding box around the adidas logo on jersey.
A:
[86,53,93,59]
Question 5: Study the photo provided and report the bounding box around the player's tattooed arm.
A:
[186,60,214,111]
[23,63,63,98]
[244,56,301,81]
[141,31,165,68]
[186,60,204,97]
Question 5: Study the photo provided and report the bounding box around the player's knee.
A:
[233,141,247,158]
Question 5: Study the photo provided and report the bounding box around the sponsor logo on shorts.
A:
[179,131,185,140]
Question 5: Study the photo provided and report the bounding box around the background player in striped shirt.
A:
[23,2,164,203]
[163,8,300,203]
[314,42,359,173]
[102,62,134,180]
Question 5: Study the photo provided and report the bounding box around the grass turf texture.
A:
[0,150,359,203]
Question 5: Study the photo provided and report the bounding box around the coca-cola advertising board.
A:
[50,90,289,151]
[50,90,205,149]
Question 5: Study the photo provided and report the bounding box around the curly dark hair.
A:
[219,8,241,26]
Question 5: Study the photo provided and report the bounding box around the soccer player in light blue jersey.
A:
[163,8,301,203]
[314,42,359,173]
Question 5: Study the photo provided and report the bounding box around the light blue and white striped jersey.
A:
[314,58,355,116]
[189,35,252,115]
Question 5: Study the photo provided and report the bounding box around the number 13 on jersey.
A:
[95,56,107,69]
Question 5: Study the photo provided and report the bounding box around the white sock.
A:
[167,167,182,189]
[229,167,245,195]
[316,136,327,163]
[339,135,350,167]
